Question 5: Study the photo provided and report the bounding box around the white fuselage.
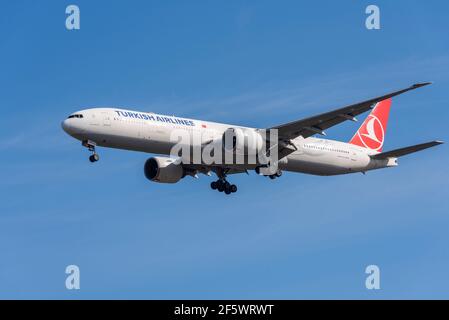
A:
[62,108,396,176]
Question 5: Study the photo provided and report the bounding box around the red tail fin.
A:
[349,98,392,152]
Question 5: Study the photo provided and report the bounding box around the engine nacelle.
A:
[222,128,264,155]
[144,157,184,184]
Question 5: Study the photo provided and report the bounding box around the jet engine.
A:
[144,157,185,183]
[222,128,264,155]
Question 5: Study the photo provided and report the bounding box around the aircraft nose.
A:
[61,119,71,133]
[61,118,80,135]
[62,113,86,136]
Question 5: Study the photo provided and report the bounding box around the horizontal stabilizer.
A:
[370,140,443,159]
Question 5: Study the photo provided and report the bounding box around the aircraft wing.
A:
[370,140,443,159]
[269,83,432,159]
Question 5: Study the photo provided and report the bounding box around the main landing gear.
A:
[210,179,238,195]
[210,169,238,195]
[82,140,100,163]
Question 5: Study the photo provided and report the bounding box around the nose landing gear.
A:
[83,140,100,163]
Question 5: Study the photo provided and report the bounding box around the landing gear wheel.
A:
[269,175,276,180]
[224,186,232,195]
[211,181,218,190]
[275,170,283,178]
[230,184,237,193]
[89,154,99,163]
[217,180,225,192]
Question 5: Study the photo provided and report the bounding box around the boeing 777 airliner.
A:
[62,83,443,195]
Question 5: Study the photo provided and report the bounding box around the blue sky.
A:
[0,1,448,299]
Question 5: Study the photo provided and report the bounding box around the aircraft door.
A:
[102,111,111,126]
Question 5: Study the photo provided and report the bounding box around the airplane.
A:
[62,82,443,195]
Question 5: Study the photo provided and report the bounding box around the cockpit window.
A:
[68,114,84,119]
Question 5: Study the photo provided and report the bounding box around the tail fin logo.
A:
[357,114,385,151]
[349,98,391,152]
